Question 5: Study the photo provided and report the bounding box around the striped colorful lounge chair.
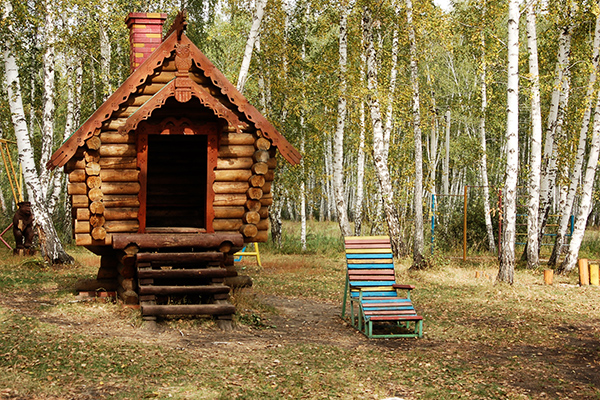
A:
[342,236,423,338]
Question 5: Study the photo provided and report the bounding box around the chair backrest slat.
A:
[345,236,397,290]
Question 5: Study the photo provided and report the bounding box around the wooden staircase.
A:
[111,232,243,325]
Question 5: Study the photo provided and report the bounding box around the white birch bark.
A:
[2,1,73,264]
[237,0,268,93]
[538,23,572,247]
[300,128,306,251]
[479,25,496,254]
[406,0,425,267]
[363,7,406,257]
[99,3,112,101]
[354,26,367,236]
[333,1,351,236]
[443,109,450,195]
[498,0,519,284]
[526,1,543,269]
[560,93,600,273]
[39,1,56,198]
[383,23,399,164]
[553,13,600,269]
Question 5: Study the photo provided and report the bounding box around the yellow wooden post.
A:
[589,263,599,286]
[543,269,553,285]
[579,259,590,286]
[233,242,262,267]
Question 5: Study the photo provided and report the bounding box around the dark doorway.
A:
[145,135,208,229]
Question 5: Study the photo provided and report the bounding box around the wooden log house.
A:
[47,12,300,325]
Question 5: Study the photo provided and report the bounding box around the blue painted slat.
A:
[346,254,393,259]
[362,299,411,304]
[363,306,415,311]
[350,291,397,298]
[349,281,396,286]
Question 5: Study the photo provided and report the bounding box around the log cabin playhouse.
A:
[47,12,300,326]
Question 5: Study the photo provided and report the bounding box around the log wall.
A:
[66,54,275,250]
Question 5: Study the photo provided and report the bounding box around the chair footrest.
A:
[369,315,423,321]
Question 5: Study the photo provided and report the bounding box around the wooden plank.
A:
[138,268,227,279]
[112,232,244,249]
[138,285,230,295]
[136,252,224,264]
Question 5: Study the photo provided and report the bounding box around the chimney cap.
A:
[126,12,168,27]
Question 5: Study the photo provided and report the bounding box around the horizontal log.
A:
[100,130,136,144]
[141,303,235,316]
[255,137,271,150]
[123,94,153,107]
[102,117,129,132]
[100,169,139,182]
[242,211,260,225]
[260,197,273,207]
[240,224,258,238]
[253,150,269,163]
[87,176,102,189]
[267,157,277,169]
[213,193,247,206]
[251,162,268,176]
[247,187,263,200]
[84,150,100,163]
[103,195,140,208]
[111,106,139,119]
[245,199,261,212]
[214,206,246,219]
[100,157,137,169]
[69,169,86,183]
[71,195,89,208]
[75,233,111,246]
[88,188,103,202]
[218,145,255,158]
[86,136,102,150]
[67,182,87,195]
[99,143,137,157]
[138,284,230,296]
[265,170,275,181]
[213,181,249,194]
[249,175,265,188]
[138,83,164,95]
[75,220,90,233]
[104,208,138,220]
[85,162,101,176]
[250,230,269,243]
[90,201,105,214]
[259,206,269,219]
[220,132,255,146]
[92,226,107,240]
[262,181,272,194]
[112,232,244,250]
[136,252,224,265]
[65,157,85,171]
[118,275,136,291]
[216,157,254,170]
[117,287,138,305]
[102,182,141,195]
[105,220,139,233]
[214,169,252,182]
[256,219,269,230]
[90,215,105,228]
[76,208,90,220]
[138,267,227,280]
[213,219,243,231]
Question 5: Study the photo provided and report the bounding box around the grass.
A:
[0,223,599,399]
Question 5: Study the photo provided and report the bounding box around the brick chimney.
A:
[126,12,168,71]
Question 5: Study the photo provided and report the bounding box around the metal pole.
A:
[463,185,467,261]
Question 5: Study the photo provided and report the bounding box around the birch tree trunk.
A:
[550,13,600,267]
[498,0,519,284]
[333,1,351,236]
[559,93,600,273]
[443,109,450,195]
[99,3,112,101]
[479,25,496,255]
[363,7,406,258]
[354,27,367,236]
[2,1,73,264]
[237,0,268,93]
[526,1,543,269]
[406,0,425,268]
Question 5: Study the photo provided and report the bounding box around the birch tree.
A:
[406,0,425,268]
[525,0,543,269]
[559,93,600,273]
[354,16,367,236]
[498,0,519,284]
[549,12,600,267]
[2,0,73,264]
[333,0,351,237]
[237,0,268,93]
[363,6,406,258]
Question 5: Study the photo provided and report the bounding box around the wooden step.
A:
[141,303,235,316]
[138,284,230,296]
[136,251,224,265]
[112,232,243,250]
[138,267,227,279]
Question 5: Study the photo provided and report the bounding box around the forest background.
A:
[0,0,599,282]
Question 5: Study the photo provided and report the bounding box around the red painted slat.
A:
[345,243,391,249]
[348,269,395,276]
[364,310,417,316]
[349,276,395,281]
